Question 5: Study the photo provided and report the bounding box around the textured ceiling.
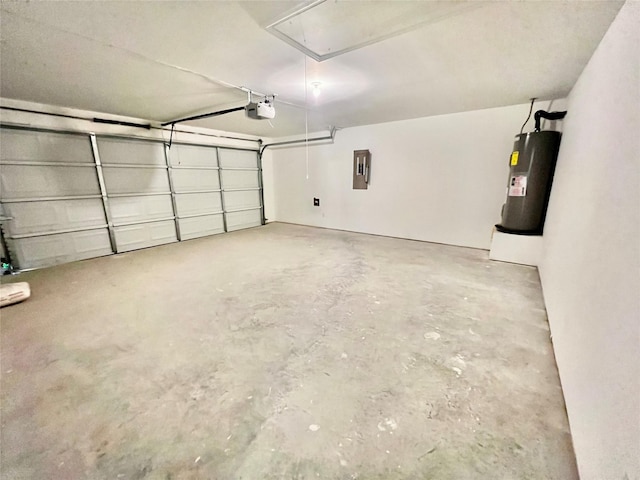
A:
[0,1,624,137]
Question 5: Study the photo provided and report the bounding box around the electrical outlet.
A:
[313,198,320,206]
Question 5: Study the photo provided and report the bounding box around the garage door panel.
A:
[109,195,174,225]
[174,192,222,217]
[218,148,261,232]
[114,220,177,252]
[0,165,100,199]
[102,167,169,194]
[223,190,260,210]
[218,149,258,168]
[97,138,166,165]
[1,129,93,163]
[226,209,261,232]
[2,199,106,236]
[172,169,220,192]
[1,129,264,268]
[221,170,259,190]
[178,214,224,240]
[168,144,218,167]
[7,229,112,269]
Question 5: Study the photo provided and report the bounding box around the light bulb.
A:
[311,82,321,98]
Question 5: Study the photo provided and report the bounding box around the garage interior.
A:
[0,2,638,480]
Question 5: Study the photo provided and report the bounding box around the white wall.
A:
[260,148,276,223]
[270,100,563,250]
[539,2,640,479]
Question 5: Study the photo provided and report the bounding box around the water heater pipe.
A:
[534,110,567,132]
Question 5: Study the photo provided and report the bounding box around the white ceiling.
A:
[0,1,623,138]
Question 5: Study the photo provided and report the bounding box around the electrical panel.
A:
[353,149,370,190]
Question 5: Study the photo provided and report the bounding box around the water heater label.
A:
[508,175,527,196]
[510,151,519,166]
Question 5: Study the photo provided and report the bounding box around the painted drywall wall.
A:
[270,100,564,250]
[261,148,276,223]
[539,2,640,479]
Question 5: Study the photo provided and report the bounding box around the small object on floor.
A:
[2,260,14,276]
[0,282,31,307]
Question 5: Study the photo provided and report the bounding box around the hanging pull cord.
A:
[534,110,567,132]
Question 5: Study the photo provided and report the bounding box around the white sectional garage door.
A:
[168,143,225,240]
[0,128,112,269]
[96,137,177,252]
[219,148,263,231]
[0,126,263,270]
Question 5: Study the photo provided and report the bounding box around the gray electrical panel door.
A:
[0,128,112,269]
[219,148,262,231]
[353,149,370,189]
[168,144,224,240]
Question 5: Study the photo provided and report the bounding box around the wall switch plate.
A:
[313,198,320,206]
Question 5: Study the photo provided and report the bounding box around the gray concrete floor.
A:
[0,223,577,479]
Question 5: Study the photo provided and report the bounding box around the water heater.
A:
[497,130,561,234]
